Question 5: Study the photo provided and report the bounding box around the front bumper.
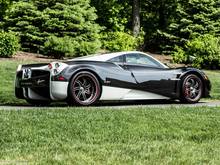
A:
[203,79,211,98]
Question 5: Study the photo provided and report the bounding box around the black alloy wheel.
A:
[181,74,203,103]
[68,71,101,106]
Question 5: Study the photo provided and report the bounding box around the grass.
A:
[0,58,220,164]
[0,59,219,105]
[0,106,220,164]
[205,70,220,100]
[0,60,26,105]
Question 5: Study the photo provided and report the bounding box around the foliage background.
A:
[0,0,220,68]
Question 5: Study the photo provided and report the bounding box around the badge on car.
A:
[22,68,32,79]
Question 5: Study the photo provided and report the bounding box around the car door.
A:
[123,53,178,98]
[106,54,137,89]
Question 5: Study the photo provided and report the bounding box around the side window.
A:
[125,54,138,64]
[138,54,160,67]
[125,53,162,68]
[108,55,124,63]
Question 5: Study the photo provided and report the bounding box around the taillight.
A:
[58,76,65,81]
[48,62,68,76]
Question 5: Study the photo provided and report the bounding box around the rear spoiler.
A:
[16,63,49,72]
[21,63,49,68]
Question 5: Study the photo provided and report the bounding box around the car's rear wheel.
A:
[67,71,101,106]
[26,99,51,106]
[180,74,203,103]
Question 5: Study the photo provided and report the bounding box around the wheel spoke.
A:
[195,89,200,93]
[76,80,83,87]
[85,84,91,89]
[85,89,91,94]
[82,78,87,86]
[74,86,80,91]
[189,91,194,98]
[194,81,199,88]
[190,79,195,87]
[82,92,87,101]
[185,82,191,87]
[76,90,82,98]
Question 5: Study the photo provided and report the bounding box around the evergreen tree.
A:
[0,0,12,21]
[3,2,43,52]
[159,0,220,52]
[42,1,101,57]
[141,0,178,52]
[2,0,101,57]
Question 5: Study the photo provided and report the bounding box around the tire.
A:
[67,71,101,106]
[26,99,51,106]
[180,74,203,103]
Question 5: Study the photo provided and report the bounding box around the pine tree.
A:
[0,0,12,21]
[3,2,43,52]
[159,0,220,52]
[2,0,101,57]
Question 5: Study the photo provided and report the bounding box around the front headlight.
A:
[48,62,68,76]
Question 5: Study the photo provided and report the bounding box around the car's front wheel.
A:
[180,74,203,103]
[67,71,101,106]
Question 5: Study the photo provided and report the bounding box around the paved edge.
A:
[0,101,220,110]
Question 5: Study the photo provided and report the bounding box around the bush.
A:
[44,36,101,59]
[101,32,139,52]
[187,35,220,69]
[0,32,20,58]
[75,40,101,56]
[172,35,220,69]
[44,36,78,59]
[172,46,187,64]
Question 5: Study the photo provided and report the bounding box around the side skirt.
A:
[100,86,170,100]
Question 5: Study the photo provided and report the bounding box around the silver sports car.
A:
[15,51,211,106]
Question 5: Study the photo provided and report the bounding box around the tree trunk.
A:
[132,0,140,37]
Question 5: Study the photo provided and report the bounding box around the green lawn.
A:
[0,59,219,105]
[0,59,220,164]
[205,70,220,100]
[0,107,220,164]
[0,60,26,105]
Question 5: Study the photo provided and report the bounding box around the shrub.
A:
[172,46,187,64]
[172,35,220,69]
[101,32,139,52]
[75,40,101,56]
[44,36,101,59]
[0,31,20,58]
[44,36,78,59]
[186,35,220,69]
